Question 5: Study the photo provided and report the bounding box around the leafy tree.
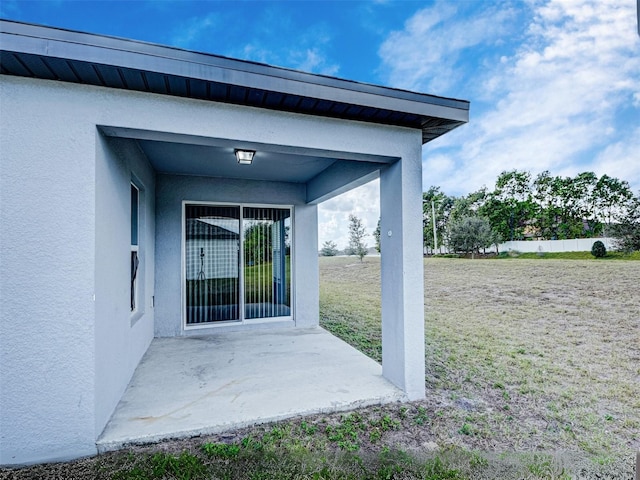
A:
[423,187,455,253]
[531,170,557,238]
[552,176,581,239]
[572,171,599,234]
[373,219,381,253]
[447,216,495,259]
[348,214,368,261]
[610,193,640,253]
[425,171,633,247]
[529,171,632,240]
[593,175,634,236]
[532,172,588,239]
[449,188,487,224]
[558,172,599,238]
[481,170,535,241]
[320,240,339,257]
[244,222,272,265]
[478,196,508,243]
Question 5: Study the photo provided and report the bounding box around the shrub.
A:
[447,216,495,259]
[320,240,339,256]
[591,240,606,258]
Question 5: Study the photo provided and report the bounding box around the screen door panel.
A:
[243,207,291,320]
[185,205,240,324]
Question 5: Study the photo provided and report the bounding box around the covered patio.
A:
[97,327,404,452]
[0,19,469,465]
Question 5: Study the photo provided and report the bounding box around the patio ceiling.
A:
[101,126,394,200]
[0,19,469,144]
[138,140,338,184]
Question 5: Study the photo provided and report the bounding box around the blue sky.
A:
[3,0,638,249]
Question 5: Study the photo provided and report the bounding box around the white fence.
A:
[497,237,616,254]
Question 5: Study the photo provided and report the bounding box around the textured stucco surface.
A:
[94,136,155,436]
[0,76,98,464]
[380,143,427,401]
[1,73,425,464]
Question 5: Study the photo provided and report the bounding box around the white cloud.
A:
[236,37,339,77]
[171,13,219,48]
[378,0,517,95]
[290,48,339,77]
[318,180,380,250]
[229,13,340,76]
[590,127,640,193]
[414,0,640,196]
[239,43,276,65]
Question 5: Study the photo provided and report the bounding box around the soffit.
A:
[0,19,470,144]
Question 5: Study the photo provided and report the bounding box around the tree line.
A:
[424,170,639,255]
[319,170,639,258]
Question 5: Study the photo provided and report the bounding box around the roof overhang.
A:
[0,19,469,144]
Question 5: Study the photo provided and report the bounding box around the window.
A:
[131,183,139,312]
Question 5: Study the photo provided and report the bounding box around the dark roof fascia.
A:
[0,19,470,140]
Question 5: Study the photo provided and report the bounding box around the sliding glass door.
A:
[243,207,291,319]
[185,205,240,324]
[184,203,291,327]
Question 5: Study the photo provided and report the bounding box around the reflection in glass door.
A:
[243,207,291,319]
[185,205,240,324]
[184,204,291,326]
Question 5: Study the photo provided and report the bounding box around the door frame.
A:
[181,200,294,331]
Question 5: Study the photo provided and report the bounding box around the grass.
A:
[319,258,383,362]
[319,256,639,477]
[4,256,638,479]
[8,413,466,479]
[186,256,291,307]
[243,256,292,303]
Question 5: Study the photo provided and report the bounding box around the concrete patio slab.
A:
[97,327,406,452]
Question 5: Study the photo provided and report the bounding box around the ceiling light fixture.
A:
[235,149,255,165]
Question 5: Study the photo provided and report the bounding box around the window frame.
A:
[181,201,294,331]
[130,182,140,314]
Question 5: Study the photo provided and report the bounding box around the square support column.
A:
[293,203,320,327]
[380,151,426,400]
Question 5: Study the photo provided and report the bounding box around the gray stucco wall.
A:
[379,144,426,400]
[0,76,98,464]
[1,73,423,465]
[94,136,155,436]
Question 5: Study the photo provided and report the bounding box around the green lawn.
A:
[320,256,639,478]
